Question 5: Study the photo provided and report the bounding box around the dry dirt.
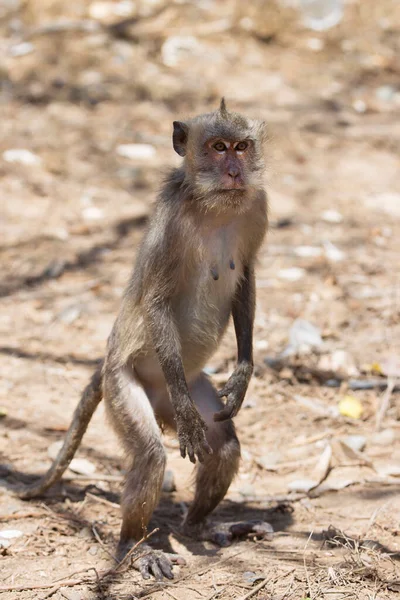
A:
[1,1,400,599]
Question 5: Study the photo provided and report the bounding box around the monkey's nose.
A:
[228,169,240,180]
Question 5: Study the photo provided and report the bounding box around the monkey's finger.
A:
[213,407,233,422]
[202,438,213,455]
[217,386,230,398]
[180,442,187,459]
[187,443,196,464]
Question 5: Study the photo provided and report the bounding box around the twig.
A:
[303,530,314,600]
[165,590,181,600]
[205,587,226,600]
[236,577,268,600]
[375,377,396,431]
[103,527,159,576]
[86,491,120,510]
[0,577,90,593]
[92,524,118,562]
[62,473,123,482]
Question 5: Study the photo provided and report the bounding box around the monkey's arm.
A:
[214,264,255,422]
[144,297,212,463]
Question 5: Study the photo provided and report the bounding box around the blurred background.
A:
[1,1,400,598]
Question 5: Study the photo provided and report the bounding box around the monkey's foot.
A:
[183,520,273,547]
[117,541,186,580]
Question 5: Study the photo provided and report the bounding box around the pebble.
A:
[0,529,23,539]
[294,245,322,257]
[277,267,306,281]
[323,241,345,262]
[342,435,367,452]
[161,35,201,67]
[69,458,96,476]
[370,428,395,446]
[3,148,41,166]
[116,144,156,160]
[321,209,343,223]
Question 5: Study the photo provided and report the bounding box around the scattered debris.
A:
[338,395,363,419]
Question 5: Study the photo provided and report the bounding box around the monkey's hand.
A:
[214,362,253,422]
[175,403,212,464]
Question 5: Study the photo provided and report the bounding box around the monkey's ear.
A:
[173,121,189,157]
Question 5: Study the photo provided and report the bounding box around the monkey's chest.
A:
[174,232,242,367]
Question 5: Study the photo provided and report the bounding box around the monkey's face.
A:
[201,138,251,192]
[173,104,267,213]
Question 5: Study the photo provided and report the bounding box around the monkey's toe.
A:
[134,550,185,580]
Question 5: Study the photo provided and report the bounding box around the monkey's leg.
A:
[104,367,184,580]
[182,373,273,546]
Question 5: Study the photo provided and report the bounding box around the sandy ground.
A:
[1,1,400,598]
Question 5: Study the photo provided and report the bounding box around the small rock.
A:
[321,209,343,223]
[0,529,23,539]
[277,267,305,281]
[56,305,82,324]
[116,144,156,160]
[323,241,345,262]
[288,478,316,493]
[375,85,396,102]
[0,407,7,418]
[88,545,98,555]
[161,35,202,67]
[288,319,323,354]
[69,458,96,476]
[82,206,104,221]
[370,428,395,446]
[294,245,322,257]
[256,451,281,471]
[342,435,366,452]
[353,99,367,113]
[9,42,35,57]
[243,571,267,583]
[365,193,400,218]
[0,539,10,549]
[3,149,41,166]
[89,0,135,21]
[306,37,325,51]
[239,483,256,497]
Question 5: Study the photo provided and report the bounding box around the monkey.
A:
[18,99,270,580]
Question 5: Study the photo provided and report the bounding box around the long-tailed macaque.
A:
[19,99,269,579]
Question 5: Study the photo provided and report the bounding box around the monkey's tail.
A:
[18,363,104,499]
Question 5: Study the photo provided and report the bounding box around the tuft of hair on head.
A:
[219,97,229,119]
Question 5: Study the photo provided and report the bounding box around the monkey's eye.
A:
[213,142,227,153]
[235,141,248,152]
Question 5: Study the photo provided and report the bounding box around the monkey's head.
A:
[173,99,267,213]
